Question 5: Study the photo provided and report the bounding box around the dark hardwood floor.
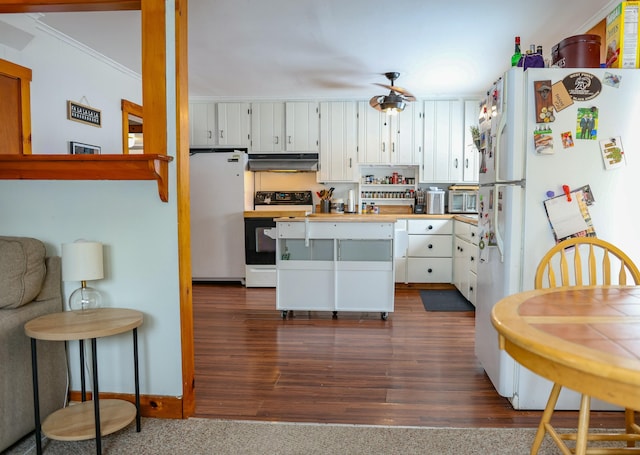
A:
[192,283,624,428]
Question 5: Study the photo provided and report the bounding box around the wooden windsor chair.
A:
[532,236,640,454]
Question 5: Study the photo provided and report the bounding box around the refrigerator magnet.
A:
[534,126,554,154]
[603,72,621,88]
[577,107,598,140]
[599,136,626,170]
[534,80,555,123]
[551,81,573,112]
[561,131,574,148]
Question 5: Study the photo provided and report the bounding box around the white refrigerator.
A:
[190,148,254,282]
[474,67,640,410]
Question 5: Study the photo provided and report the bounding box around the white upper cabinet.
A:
[393,102,424,165]
[462,99,481,183]
[357,102,388,164]
[357,102,423,165]
[189,102,216,146]
[421,99,464,183]
[250,101,319,153]
[285,102,320,152]
[318,101,358,182]
[217,102,251,148]
[251,102,285,152]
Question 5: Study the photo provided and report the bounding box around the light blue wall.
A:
[0,10,183,396]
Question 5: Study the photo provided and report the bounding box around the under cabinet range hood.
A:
[247,153,319,172]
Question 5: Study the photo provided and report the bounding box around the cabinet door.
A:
[357,102,389,164]
[392,102,423,165]
[285,102,319,152]
[318,101,358,182]
[421,100,464,183]
[251,102,284,152]
[453,236,470,297]
[217,102,250,148]
[463,99,481,183]
[189,102,216,146]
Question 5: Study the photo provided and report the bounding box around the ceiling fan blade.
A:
[390,85,415,99]
[374,82,395,91]
[402,94,417,102]
[369,96,382,111]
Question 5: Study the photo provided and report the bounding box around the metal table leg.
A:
[91,338,101,455]
[80,339,86,401]
[133,328,141,432]
[30,338,42,455]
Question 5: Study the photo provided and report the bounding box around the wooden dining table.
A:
[491,285,640,455]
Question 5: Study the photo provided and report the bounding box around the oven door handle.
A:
[264,228,277,240]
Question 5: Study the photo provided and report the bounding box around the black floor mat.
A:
[420,289,475,312]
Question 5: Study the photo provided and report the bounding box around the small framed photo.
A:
[69,141,101,155]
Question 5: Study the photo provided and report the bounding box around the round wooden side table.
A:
[25,308,143,455]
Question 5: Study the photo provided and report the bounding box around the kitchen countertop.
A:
[268,213,478,225]
[244,210,311,218]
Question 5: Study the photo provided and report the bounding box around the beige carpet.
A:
[3,418,626,455]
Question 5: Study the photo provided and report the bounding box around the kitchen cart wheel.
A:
[332,311,338,319]
[281,310,288,319]
[381,312,388,320]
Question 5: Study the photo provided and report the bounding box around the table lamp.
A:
[62,241,104,311]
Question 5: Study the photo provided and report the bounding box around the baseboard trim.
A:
[69,391,184,419]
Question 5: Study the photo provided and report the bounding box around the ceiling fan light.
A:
[380,99,405,115]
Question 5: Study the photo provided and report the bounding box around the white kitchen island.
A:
[275,215,397,320]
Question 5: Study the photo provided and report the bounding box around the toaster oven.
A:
[448,187,479,214]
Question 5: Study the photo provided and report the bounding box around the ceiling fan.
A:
[369,72,416,115]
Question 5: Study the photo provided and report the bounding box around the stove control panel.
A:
[255,191,313,205]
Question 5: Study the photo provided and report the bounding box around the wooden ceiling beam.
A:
[0,0,140,13]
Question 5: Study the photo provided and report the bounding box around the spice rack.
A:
[358,166,418,212]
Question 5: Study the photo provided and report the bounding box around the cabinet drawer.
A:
[454,220,478,244]
[407,257,452,283]
[469,247,478,274]
[407,219,452,235]
[407,234,452,257]
[454,220,470,237]
[469,225,478,245]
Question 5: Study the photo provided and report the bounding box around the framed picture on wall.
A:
[69,141,101,155]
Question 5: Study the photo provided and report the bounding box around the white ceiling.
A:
[30,0,615,100]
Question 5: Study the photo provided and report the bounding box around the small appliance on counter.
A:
[448,185,479,214]
[426,187,445,215]
[414,190,425,214]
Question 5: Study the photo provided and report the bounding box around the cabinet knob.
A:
[220,129,224,139]
[428,244,433,249]
[427,225,433,230]
[427,268,433,273]
[470,256,475,262]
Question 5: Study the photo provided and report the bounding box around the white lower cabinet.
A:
[453,220,478,305]
[276,221,395,319]
[406,219,453,283]
[394,219,408,283]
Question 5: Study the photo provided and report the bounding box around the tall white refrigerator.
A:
[474,67,640,410]
[190,148,254,282]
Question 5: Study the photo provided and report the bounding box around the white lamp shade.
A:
[62,241,104,282]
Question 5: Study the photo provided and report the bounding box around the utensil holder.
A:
[320,200,331,213]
